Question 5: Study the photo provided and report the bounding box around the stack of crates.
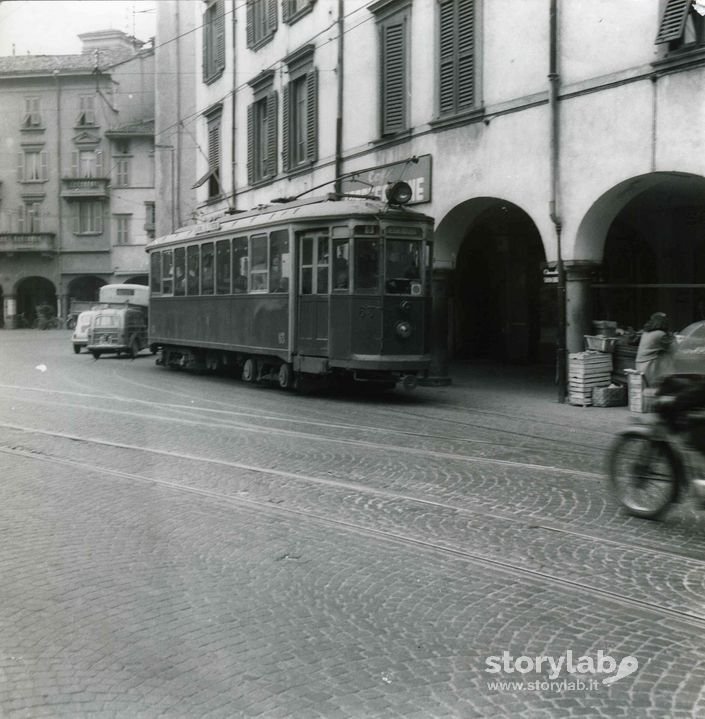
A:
[625,370,656,412]
[568,351,613,406]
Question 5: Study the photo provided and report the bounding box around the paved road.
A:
[0,330,704,718]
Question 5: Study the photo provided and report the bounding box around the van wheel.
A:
[91,351,101,360]
[278,363,292,390]
[241,358,255,383]
[73,344,81,355]
[130,339,139,359]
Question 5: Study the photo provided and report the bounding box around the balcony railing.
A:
[0,233,56,253]
[61,177,110,198]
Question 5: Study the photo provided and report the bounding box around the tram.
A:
[146,183,434,390]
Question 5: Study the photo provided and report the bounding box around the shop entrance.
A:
[452,203,548,364]
[16,277,56,326]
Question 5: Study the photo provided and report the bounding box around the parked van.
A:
[87,307,148,359]
[71,310,99,354]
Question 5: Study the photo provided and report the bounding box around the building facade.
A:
[155,0,705,375]
[0,30,155,327]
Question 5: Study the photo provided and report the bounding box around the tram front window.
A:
[385,239,421,294]
[355,238,379,291]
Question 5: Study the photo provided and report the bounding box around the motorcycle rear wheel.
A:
[608,433,679,519]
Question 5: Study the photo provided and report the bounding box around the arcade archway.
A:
[122,275,148,286]
[16,277,56,326]
[67,275,106,304]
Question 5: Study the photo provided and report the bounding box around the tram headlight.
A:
[386,181,413,206]
[395,320,413,339]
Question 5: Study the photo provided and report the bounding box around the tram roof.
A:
[147,195,434,250]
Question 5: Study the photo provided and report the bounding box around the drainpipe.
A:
[175,0,182,227]
[231,0,237,209]
[334,0,344,194]
[54,69,65,319]
[549,0,566,403]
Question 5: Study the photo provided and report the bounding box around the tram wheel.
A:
[242,357,255,383]
[278,363,292,390]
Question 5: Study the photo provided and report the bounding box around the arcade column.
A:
[3,294,17,329]
[564,261,601,353]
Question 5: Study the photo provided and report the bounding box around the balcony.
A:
[0,233,56,254]
[61,177,110,199]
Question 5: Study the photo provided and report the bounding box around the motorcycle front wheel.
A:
[608,433,679,519]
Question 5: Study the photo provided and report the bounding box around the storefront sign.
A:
[342,155,432,205]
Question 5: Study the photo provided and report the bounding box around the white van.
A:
[71,310,99,354]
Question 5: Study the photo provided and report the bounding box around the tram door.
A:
[297,232,329,355]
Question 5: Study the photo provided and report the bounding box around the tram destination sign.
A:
[342,155,432,205]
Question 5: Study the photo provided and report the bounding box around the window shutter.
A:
[96,203,104,234]
[283,0,291,23]
[247,103,255,184]
[282,84,291,171]
[202,8,209,80]
[17,153,24,182]
[208,122,221,170]
[73,205,80,234]
[71,150,79,178]
[246,1,255,47]
[306,69,318,163]
[215,1,225,71]
[266,91,278,178]
[438,0,455,116]
[96,150,104,176]
[17,206,25,232]
[457,0,475,110]
[656,0,691,43]
[40,150,48,180]
[267,0,278,35]
[381,17,406,135]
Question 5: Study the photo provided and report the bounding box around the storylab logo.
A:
[485,650,639,692]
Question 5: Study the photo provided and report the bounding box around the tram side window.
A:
[355,238,379,291]
[249,234,268,292]
[187,245,200,295]
[385,239,421,294]
[232,237,248,293]
[201,242,215,295]
[216,240,231,294]
[300,236,313,294]
[174,247,186,296]
[162,250,174,295]
[269,229,290,292]
[150,251,161,294]
[316,237,329,294]
[333,239,349,291]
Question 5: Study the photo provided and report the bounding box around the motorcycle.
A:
[608,370,705,519]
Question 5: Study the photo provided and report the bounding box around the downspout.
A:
[231,0,238,209]
[549,0,566,403]
[54,69,64,317]
[334,0,344,193]
[175,0,182,227]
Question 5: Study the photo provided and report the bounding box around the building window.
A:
[247,72,278,185]
[656,0,705,48]
[283,0,314,24]
[22,97,42,128]
[115,158,130,187]
[115,214,131,245]
[192,108,222,198]
[71,149,104,178]
[114,140,130,155]
[76,95,96,126]
[246,0,277,49]
[144,202,155,238]
[371,1,410,137]
[18,149,48,182]
[74,201,103,234]
[283,45,318,172]
[438,0,476,116]
[203,0,225,83]
[18,202,41,232]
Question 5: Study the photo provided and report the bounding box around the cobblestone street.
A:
[1,331,704,718]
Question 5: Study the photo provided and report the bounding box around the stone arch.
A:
[67,275,106,304]
[436,198,549,364]
[15,276,56,326]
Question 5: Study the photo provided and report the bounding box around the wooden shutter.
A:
[40,151,48,180]
[656,0,691,43]
[246,0,255,47]
[96,150,104,177]
[215,1,225,71]
[17,206,25,232]
[96,202,104,234]
[306,69,318,163]
[283,0,292,23]
[266,91,278,178]
[457,0,475,110]
[381,16,406,135]
[267,0,278,35]
[73,204,81,234]
[247,103,255,184]
[71,150,79,178]
[17,153,24,182]
[202,6,208,79]
[208,120,221,170]
[282,84,291,172]
[438,0,456,115]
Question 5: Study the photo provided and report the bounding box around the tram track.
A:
[2,440,705,633]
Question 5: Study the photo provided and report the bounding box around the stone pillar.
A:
[565,261,601,353]
[424,266,452,385]
[4,294,17,329]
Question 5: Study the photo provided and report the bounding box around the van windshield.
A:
[94,315,118,328]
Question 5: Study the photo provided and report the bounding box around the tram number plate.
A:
[358,305,380,320]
